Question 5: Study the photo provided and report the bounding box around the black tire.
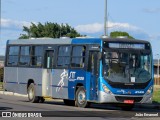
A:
[75,86,90,108]
[121,104,134,111]
[63,99,75,106]
[27,83,39,103]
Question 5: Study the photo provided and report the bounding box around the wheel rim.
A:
[28,87,34,100]
[78,90,86,104]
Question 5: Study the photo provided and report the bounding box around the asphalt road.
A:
[0,94,160,120]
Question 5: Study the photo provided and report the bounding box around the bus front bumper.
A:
[98,91,152,104]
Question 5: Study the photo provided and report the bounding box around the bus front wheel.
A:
[75,86,90,108]
[27,83,39,103]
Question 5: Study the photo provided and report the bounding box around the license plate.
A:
[124,100,134,104]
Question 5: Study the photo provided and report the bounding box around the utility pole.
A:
[104,0,108,36]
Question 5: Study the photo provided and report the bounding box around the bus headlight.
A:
[146,86,153,95]
[102,84,112,94]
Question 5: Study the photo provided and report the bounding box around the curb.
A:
[0,91,62,101]
[0,91,27,97]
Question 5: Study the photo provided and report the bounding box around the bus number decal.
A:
[68,71,84,81]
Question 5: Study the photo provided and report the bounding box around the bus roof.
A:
[7,38,150,45]
[7,38,72,45]
[102,38,150,44]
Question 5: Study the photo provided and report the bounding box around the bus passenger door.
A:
[42,50,54,97]
[89,52,99,101]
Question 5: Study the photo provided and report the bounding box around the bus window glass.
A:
[19,46,30,66]
[7,46,19,66]
[71,46,85,68]
[57,46,71,67]
[103,51,151,83]
[8,56,19,65]
[20,46,30,55]
[9,46,19,55]
[31,46,43,67]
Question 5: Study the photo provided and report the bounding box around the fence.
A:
[154,77,160,85]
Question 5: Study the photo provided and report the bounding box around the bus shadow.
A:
[90,103,160,112]
[0,107,12,110]
[44,101,66,106]
[90,103,121,111]
[19,99,66,106]
[19,100,160,112]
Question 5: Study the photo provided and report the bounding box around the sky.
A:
[0,0,160,58]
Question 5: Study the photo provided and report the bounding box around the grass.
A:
[0,82,3,85]
[153,85,160,103]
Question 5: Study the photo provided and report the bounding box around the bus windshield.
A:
[103,50,152,83]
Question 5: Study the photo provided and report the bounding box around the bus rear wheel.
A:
[75,86,90,108]
[27,83,39,103]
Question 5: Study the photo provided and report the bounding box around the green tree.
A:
[110,31,134,39]
[19,22,82,39]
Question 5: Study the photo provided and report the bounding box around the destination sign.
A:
[108,43,145,49]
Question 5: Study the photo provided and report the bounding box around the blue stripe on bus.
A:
[5,81,42,86]
[5,82,68,88]
[5,81,18,84]
[6,82,27,85]
[50,85,68,88]
[19,82,27,84]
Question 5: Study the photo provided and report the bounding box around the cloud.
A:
[1,18,34,30]
[0,19,36,55]
[143,8,160,13]
[75,23,103,33]
[75,21,139,34]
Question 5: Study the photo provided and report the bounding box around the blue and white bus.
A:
[4,37,153,110]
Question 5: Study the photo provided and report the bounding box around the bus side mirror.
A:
[98,52,102,60]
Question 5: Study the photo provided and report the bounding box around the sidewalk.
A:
[0,90,160,110]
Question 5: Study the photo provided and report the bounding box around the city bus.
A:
[4,37,153,110]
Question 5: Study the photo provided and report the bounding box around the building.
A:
[0,56,5,68]
[154,59,160,77]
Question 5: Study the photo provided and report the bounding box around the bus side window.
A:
[31,46,43,67]
[57,46,71,68]
[7,46,19,66]
[71,46,86,68]
[19,46,31,66]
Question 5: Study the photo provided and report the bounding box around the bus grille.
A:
[115,96,143,102]
[107,80,150,89]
